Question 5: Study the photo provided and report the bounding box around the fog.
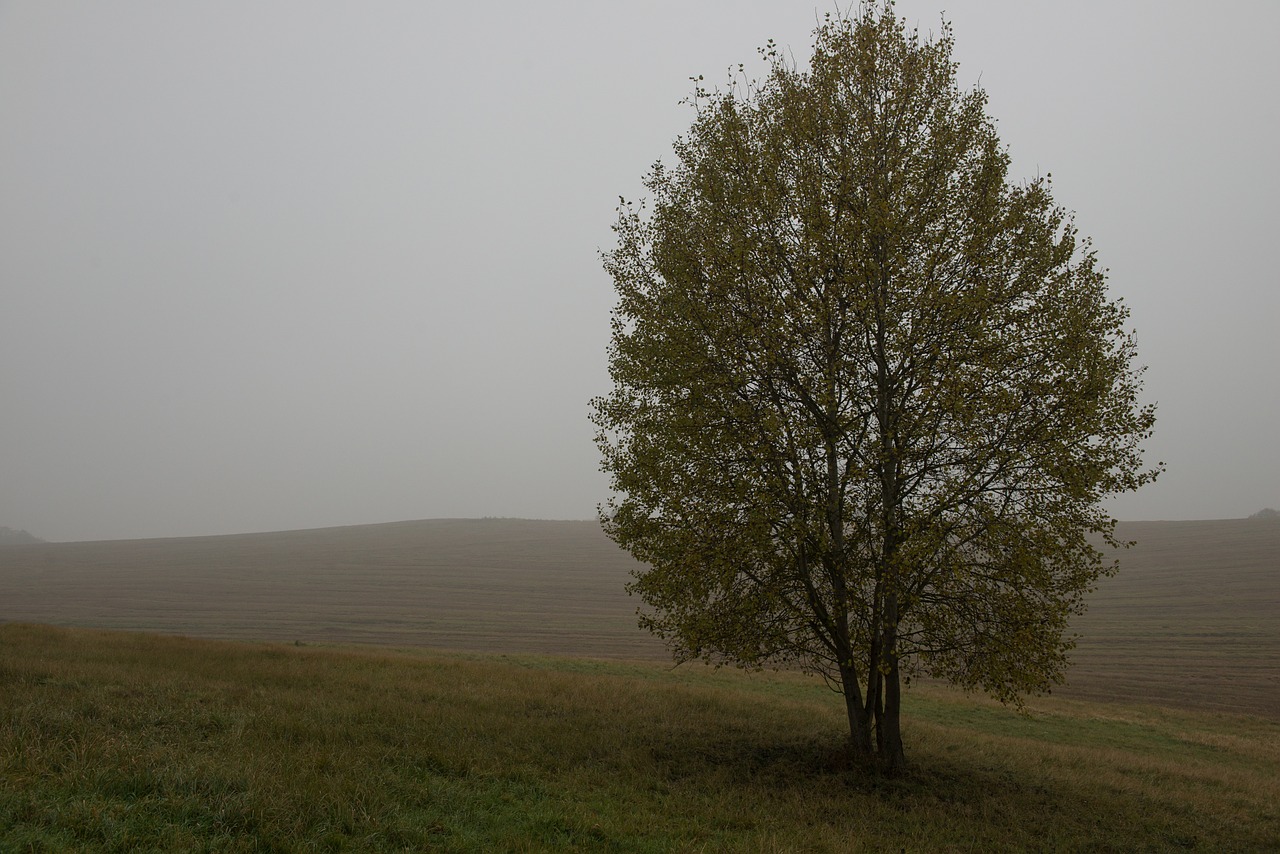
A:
[2,2,1276,542]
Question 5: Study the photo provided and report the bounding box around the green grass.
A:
[3,624,1278,852]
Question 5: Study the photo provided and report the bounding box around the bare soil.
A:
[1,517,1275,716]
[1065,519,1279,716]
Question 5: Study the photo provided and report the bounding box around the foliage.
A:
[592,4,1159,771]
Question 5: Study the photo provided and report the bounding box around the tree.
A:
[591,4,1160,774]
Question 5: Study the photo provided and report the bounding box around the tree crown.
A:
[592,3,1159,766]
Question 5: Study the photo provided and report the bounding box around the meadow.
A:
[2,623,1278,852]
[1,517,1278,849]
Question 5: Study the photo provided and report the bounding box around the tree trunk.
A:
[875,594,907,774]
[839,664,875,757]
[879,657,906,774]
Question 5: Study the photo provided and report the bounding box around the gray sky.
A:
[2,2,1276,542]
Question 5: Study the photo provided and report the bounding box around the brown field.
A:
[1065,519,1279,716]
[1,517,1276,717]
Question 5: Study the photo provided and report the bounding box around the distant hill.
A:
[0,526,43,546]
[1250,507,1279,520]
[0,517,1275,716]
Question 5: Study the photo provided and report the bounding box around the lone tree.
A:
[591,4,1160,773]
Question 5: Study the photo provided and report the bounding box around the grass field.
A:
[2,519,1278,850]
[1,517,1277,716]
[3,623,1278,852]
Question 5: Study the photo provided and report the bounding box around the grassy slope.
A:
[3,624,1278,853]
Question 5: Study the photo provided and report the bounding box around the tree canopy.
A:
[591,4,1160,773]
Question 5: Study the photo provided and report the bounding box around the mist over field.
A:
[1,1,1277,542]
[4,10,1277,843]
[2,517,1277,717]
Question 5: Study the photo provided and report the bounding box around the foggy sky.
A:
[2,2,1277,542]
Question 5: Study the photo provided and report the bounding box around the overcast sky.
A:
[2,2,1276,542]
